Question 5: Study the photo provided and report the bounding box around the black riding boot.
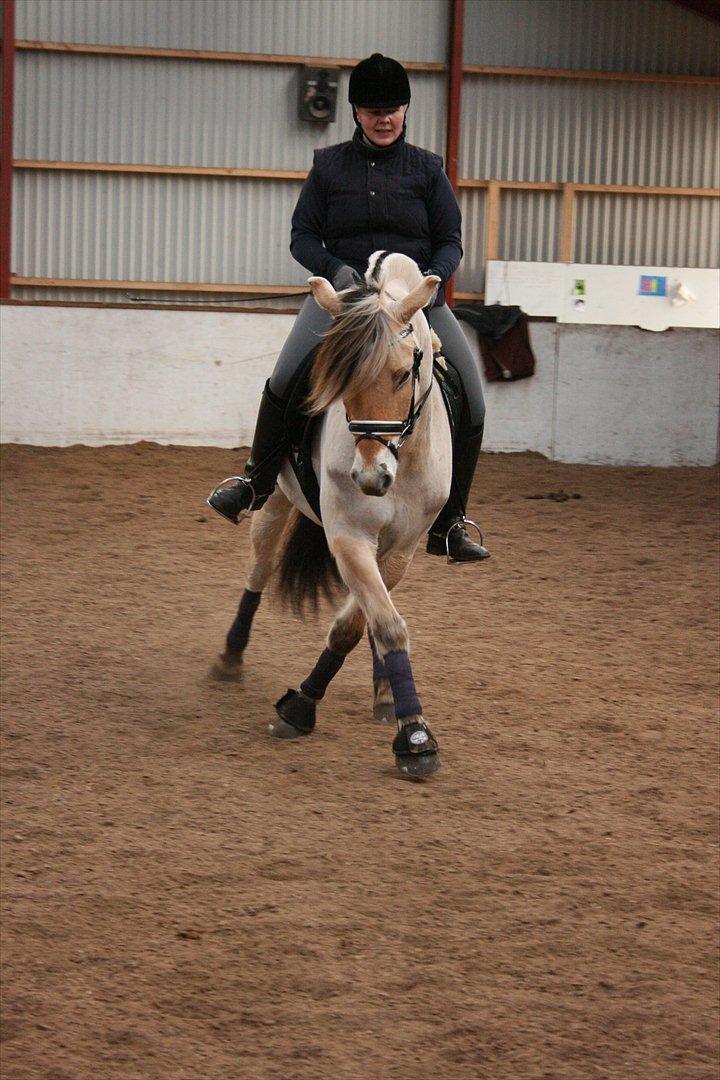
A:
[426,422,490,562]
[207,381,288,525]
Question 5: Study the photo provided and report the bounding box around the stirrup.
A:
[206,475,257,525]
[444,517,484,564]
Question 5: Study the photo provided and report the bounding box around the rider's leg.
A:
[208,296,332,524]
[426,304,490,562]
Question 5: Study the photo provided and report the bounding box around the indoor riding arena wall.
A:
[1,305,718,466]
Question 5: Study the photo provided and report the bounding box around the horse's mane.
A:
[306,251,421,415]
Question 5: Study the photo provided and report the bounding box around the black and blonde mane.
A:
[306,284,395,415]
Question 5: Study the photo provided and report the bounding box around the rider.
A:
[209,52,489,562]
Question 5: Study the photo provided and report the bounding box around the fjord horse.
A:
[213,252,453,777]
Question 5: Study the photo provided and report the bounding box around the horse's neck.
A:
[382,274,420,302]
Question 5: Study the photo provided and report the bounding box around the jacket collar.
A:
[352,128,406,160]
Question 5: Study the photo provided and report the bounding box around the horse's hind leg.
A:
[269,597,366,739]
[211,488,291,680]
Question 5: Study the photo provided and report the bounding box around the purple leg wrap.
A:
[300,648,345,701]
[226,589,262,653]
[368,630,388,682]
[383,650,422,720]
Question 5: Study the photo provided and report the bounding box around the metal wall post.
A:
[1,0,15,299]
[445,0,464,308]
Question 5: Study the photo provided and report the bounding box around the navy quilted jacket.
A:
[290,130,462,306]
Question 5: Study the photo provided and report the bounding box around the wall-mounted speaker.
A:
[298,66,338,123]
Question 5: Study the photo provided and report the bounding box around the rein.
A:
[346,324,433,460]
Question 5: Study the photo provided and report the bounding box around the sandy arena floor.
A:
[1,443,718,1079]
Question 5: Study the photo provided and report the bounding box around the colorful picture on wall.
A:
[638,275,667,297]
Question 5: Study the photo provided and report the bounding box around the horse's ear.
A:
[308,277,344,317]
[390,276,442,324]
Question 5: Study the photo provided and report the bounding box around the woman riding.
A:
[208,52,489,563]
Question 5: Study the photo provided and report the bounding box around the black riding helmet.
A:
[348,53,411,108]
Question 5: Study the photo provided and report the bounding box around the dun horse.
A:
[212,252,456,778]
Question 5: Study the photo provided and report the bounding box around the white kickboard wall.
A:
[486,262,720,332]
[1,305,718,467]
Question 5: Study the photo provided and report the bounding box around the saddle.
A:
[280,347,464,522]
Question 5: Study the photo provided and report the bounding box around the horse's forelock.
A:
[307,291,395,415]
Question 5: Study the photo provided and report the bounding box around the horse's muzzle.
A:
[351,461,394,496]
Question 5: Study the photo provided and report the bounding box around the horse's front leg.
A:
[370,554,413,723]
[332,537,441,778]
[269,597,366,739]
[211,488,291,681]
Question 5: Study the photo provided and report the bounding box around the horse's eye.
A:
[396,371,410,390]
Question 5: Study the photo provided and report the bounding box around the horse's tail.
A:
[366,250,423,291]
[276,509,344,616]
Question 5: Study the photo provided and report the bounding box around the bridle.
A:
[346,324,433,460]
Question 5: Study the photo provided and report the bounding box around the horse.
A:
[211,252,454,778]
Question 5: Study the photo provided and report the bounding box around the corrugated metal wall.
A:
[11,0,720,303]
[455,71,720,289]
[460,77,718,187]
[17,0,449,60]
[463,0,720,74]
[15,55,446,169]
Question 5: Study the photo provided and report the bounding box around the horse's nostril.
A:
[381,473,392,491]
[350,468,359,483]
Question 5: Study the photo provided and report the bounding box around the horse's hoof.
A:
[372,701,396,724]
[395,752,442,779]
[268,717,307,739]
[269,689,316,739]
[209,653,243,681]
[392,719,441,779]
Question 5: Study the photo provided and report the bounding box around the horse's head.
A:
[307,267,440,497]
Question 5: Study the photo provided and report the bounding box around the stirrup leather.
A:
[443,517,484,564]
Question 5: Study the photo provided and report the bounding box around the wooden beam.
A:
[17,40,718,86]
[484,181,501,265]
[11,277,310,294]
[462,64,720,86]
[16,163,718,199]
[15,160,309,181]
[9,276,488,303]
[0,298,303,314]
[560,184,576,263]
[574,182,720,197]
[460,179,564,191]
[3,293,486,309]
[16,40,445,72]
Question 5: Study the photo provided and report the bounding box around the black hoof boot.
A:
[427,518,490,563]
[269,689,316,739]
[392,719,441,779]
[207,477,256,525]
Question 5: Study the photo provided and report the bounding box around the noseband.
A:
[346,325,433,460]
